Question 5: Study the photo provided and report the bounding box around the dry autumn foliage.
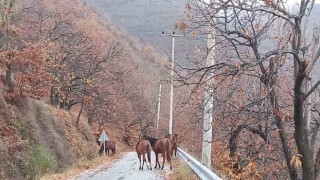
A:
[0,0,170,148]
[172,0,320,179]
[0,0,173,179]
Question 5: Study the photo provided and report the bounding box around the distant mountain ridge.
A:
[85,0,203,66]
[86,1,320,67]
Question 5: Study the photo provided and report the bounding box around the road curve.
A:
[69,152,171,180]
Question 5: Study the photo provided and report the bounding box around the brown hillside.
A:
[0,96,98,180]
[0,0,170,179]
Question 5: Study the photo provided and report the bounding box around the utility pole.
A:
[202,0,215,169]
[162,31,184,135]
[156,80,162,136]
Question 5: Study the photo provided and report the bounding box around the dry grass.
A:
[25,100,77,171]
[41,152,125,180]
[169,157,200,180]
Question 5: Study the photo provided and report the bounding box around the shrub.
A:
[27,144,56,179]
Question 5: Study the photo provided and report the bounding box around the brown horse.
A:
[142,135,173,170]
[153,138,172,170]
[172,134,178,156]
[136,140,152,170]
[165,134,178,157]
[99,140,116,156]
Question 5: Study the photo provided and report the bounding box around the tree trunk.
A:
[229,129,238,158]
[4,8,14,92]
[304,80,311,132]
[87,112,93,127]
[59,100,66,109]
[294,73,315,180]
[6,63,14,92]
[50,82,60,107]
[76,86,87,126]
[76,101,84,127]
[269,89,299,180]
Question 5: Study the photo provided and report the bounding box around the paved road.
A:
[69,152,171,180]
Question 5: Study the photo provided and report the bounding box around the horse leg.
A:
[138,153,142,170]
[106,146,109,156]
[145,154,149,170]
[98,145,102,156]
[161,151,165,170]
[147,150,152,170]
[145,153,149,170]
[157,153,161,168]
[142,153,146,170]
[168,146,173,170]
[154,152,158,169]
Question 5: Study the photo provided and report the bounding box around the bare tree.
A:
[183,0,320,179]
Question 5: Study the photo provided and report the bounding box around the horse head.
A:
[173,134,178,142]
[164,133,172,138]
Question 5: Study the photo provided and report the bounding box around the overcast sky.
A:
[287,0,320,14]
[289,0,320,4]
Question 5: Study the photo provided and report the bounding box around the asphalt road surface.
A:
[69,152,171,180]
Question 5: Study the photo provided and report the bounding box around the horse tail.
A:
[136,140,141,151]
[146,142,151,162]
[166,140,171,162]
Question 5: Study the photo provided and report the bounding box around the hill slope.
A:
[86,0,204,66]
[0,0,172,179]
[0,96,98,180]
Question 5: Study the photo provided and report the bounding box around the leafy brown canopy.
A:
[0,0,169,143]
[181,0,320,179]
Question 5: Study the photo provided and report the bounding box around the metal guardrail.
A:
[177,148,222,180]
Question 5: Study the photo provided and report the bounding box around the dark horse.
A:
[99,140,116,156]
[136,140,152,170]
[142,135,172,170]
